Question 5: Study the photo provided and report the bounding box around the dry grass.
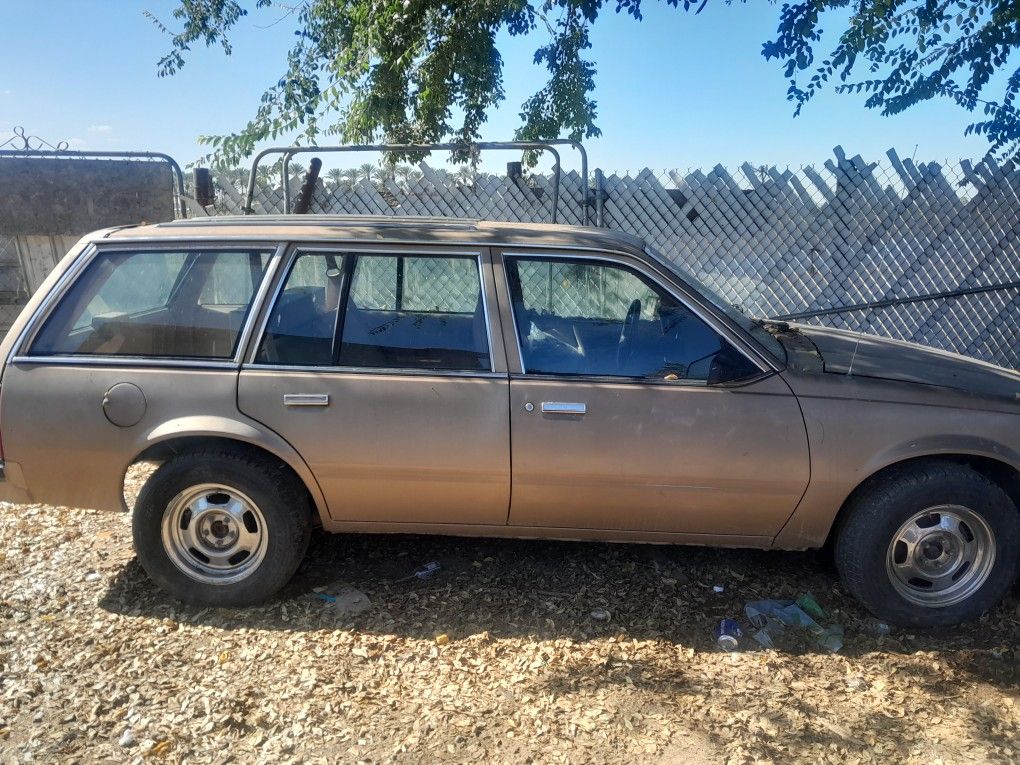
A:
[0,479,1017,764]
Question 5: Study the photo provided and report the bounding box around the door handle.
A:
[541,401,587,415]
[283,393,329,407]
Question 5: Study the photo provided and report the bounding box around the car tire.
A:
[132,450,312,607]
[835,461,1019,627]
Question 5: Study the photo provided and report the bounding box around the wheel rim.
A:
[885,504,995,608]
[161,483,269,585]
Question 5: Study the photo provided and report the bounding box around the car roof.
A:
[101,215,649,257]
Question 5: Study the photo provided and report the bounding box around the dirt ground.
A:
[1,474,1017,764]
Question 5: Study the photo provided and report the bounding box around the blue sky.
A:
[0,1,991,173]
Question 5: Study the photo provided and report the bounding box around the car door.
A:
[496,251,810,540]
[237,245,511,526]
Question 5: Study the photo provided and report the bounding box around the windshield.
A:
[644,247,786,364]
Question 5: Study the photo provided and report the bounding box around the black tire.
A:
[835,461,1019,628]
[132,450,312,607]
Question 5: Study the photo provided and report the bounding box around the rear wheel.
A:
[835,462,1019,627]
[133,451,312,606]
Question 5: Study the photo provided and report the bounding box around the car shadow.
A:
[99,529,1019,672]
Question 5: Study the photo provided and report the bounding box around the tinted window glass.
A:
[507,257,758,382]
[339,254,490,371]
[31,249,271,359]
[256,252,345,366]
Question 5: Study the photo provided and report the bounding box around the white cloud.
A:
[88,124,112,133]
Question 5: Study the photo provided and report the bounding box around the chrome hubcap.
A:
[886,505,995,607]
[161,484,268,585]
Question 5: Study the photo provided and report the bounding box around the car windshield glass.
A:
[644,246,786,364]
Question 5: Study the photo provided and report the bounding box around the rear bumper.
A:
[0,460,33,505]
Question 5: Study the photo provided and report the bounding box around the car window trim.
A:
[16,241,285,366]
[248,245,498,376]
[498,249,771,384]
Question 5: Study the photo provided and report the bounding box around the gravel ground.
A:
[1,469,1018,764]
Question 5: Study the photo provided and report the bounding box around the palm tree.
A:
[454,166,477,187]
[394,164,423,189]
[326,168,344,187]
[354,163,376,184]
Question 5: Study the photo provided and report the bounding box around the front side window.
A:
[506,256,759,382]
[31,248,272,359]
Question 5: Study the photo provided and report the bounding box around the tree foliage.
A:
[152,0,1020,166]
[763,0,1020,159]
[148,0,707,166]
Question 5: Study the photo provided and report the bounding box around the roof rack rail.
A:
[243,140,589,225]
[159,214,482,228]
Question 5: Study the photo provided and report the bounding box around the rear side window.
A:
[256,251,490,371]
[31,248,272,359]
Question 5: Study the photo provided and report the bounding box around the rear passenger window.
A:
[31,249,272,359]
[341,254,490,371]
[256,252,346,366]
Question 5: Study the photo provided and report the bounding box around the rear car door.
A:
[496,251,810,541]
[237,245,511,525]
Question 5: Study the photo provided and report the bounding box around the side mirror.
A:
[707,343,759,385]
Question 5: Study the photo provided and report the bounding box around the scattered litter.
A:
[846,675,869,692]
[118,729,136,748]
[435,633,450,646]
[745,596,844,652]
[863,618,893,637]
[398,561,441,582]
[714,618,743,650]
[313,587,371,615]
[712,585,725,593]
[84,572,101,583]
[589,608,611,622]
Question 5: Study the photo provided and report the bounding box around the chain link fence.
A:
[213,147,1020,369]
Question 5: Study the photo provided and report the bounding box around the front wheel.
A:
[835,461,1019,627]
[132,450,312,606]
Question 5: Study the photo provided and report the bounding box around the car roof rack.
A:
[159,214,483,229]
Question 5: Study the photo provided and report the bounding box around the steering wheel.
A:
[616,298,642,370]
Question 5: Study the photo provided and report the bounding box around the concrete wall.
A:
[0,157,175,235]
[0,156,178,334]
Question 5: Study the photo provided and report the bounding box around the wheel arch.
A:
[824,453,1020,548]
[123,416,330,525]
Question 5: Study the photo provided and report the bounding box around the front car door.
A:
[237,245,510,526]
[495,250,810,542]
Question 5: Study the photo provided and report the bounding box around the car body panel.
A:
[505,373,810,535]
[0,362,329,519]
[237,368,511,524]
[792,322,1020,400]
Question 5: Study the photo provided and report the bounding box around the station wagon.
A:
[0,215,1017,627]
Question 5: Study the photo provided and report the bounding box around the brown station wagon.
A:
[0,216,1017,627]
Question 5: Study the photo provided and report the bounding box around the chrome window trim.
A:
[16,241,284,366]
[499,250,773,382]
[243,363,507,380]
[10,355,240,370]
[248,245,495,374]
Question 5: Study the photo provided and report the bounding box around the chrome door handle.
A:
[283,393,329,407]
[541,401,586,415]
